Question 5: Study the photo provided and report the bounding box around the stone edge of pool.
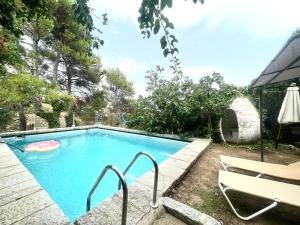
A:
[0,124,193,143]
[0,142,70,225]
[0,125,211,225]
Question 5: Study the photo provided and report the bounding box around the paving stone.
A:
[0,156,20,169]
[0,154,18,163]
[156,164,185,180]
[162,197,221,225]
[177,148,199,157]
[136,204,165,225]
[170,153,195,163]
[0,144,14,156]
[0,171,34,190]
[185,140,211,153]
[162,158,190,170]
[13,204,70,225]
[116,181,162,213]
[75,194,144,225]
[75,200,109,225]
[0,164,26,178]
[0,179,41,206]
[0,161,19,169]
[0,190,54,225]
[136,171,174,194]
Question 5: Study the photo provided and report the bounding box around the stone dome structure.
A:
[220,97,260,144]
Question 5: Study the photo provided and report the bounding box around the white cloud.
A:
[166,0,300,37]
[118,58,146,77]
[181,65,222,82]
[91,0,300,37]
[102,57,147,96]
[181,65,252,87]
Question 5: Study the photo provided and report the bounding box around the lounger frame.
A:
[221,160,263,178]
[218,179,280,220]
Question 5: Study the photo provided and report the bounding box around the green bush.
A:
[127,68,242,142]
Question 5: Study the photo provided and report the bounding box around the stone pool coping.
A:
[0,125,211,225]
[0,124,193,143]
[0,143,69,225]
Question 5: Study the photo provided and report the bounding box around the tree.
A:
[128,67,241,140]
[105,68,134,112]
[0,29,25,76]
[0,73,74,130]
[50,0,104,95]
[74,90,107,125]
[0,0,49,36]
[128,66,195,134]
[0,73,47,130]
[1,0,203,68]
[23,15,54,76]
[0,0,94,37]
[191,72,240,140]
[36,89,74,128]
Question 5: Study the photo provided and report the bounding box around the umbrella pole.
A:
[275,124,282,149]
[259,88,264,162]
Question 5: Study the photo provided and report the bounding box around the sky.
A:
[90,0,300,96]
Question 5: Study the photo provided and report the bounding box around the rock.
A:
[161,197,221,225]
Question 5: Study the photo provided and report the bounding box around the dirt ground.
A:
[170,144,300,225]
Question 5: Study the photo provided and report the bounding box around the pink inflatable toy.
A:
[25,140,60,152]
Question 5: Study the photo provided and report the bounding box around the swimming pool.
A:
[4,128,188,222]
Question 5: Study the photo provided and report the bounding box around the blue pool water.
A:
[4,128,188,222]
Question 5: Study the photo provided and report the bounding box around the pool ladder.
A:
[86,151,159,225]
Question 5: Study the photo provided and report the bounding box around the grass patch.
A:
[198,188,251,217]
[197,189,230,215]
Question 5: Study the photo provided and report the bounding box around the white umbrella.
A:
[278,83,300,124]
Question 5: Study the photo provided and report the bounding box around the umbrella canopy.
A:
[252,33,300,88]
[278,83,300,124]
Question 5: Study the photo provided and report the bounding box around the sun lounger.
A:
[289,161,300,167]
[218,170,300,220]
[220,155,300,181]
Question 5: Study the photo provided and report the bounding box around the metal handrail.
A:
[118,151,159,208]
[86,165,128,225]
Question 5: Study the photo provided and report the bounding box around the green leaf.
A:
[160,36,167,49]
[163,48,170,57]
[168,22,174,29]
[153,19,160,34]
[166,0,173,8]
[160,0,167,10]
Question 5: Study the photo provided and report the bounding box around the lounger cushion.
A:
[220,155,300,181]
[289,161,300,167]
[219,170,300,207]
